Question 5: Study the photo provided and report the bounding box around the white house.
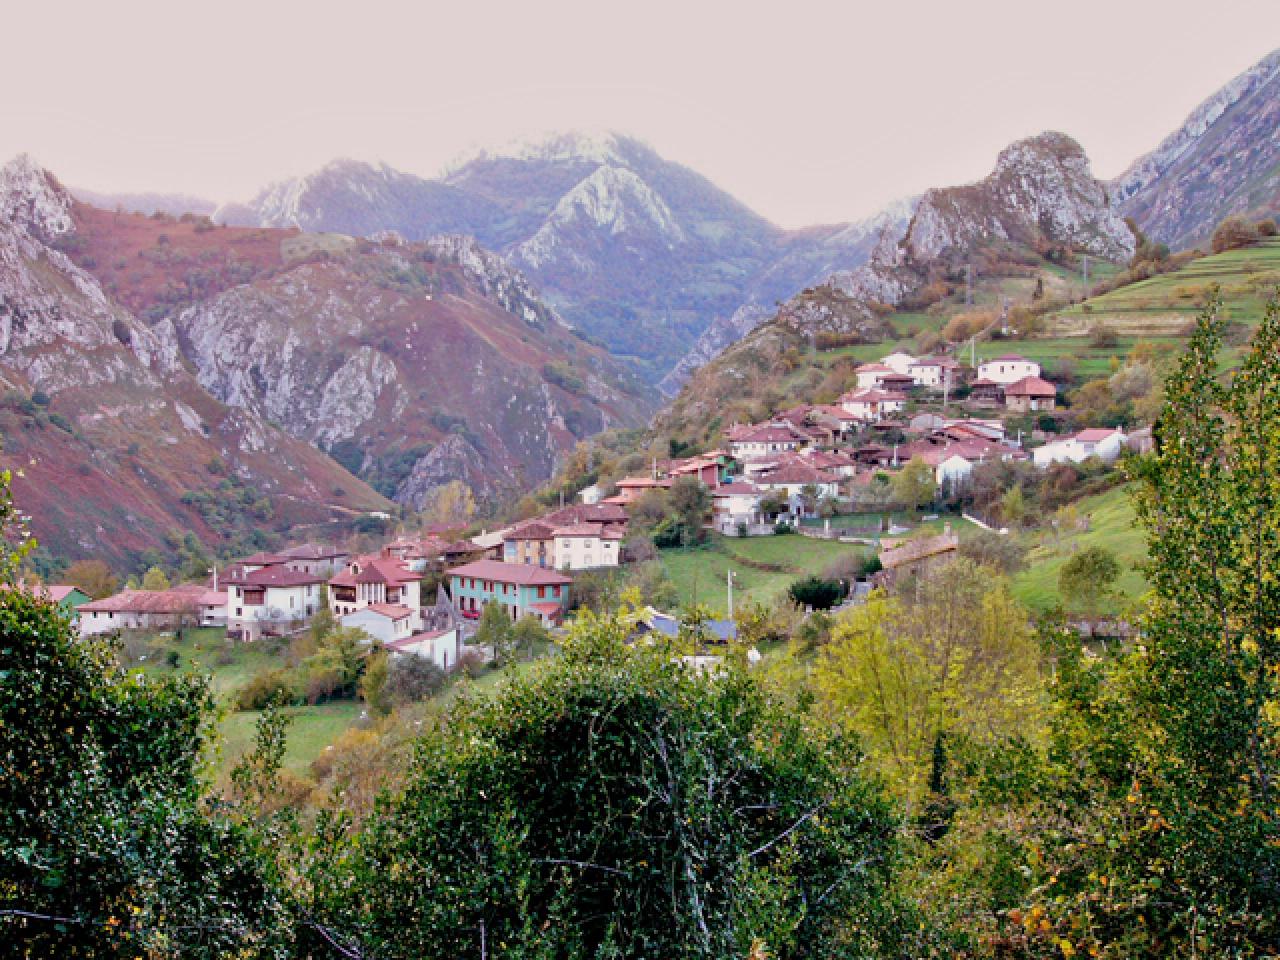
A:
[341,603,416,646]
[710,482,766,533]
[1033,428,1128,468]
[727,423,808,460]
[386,627,462,672]
[223,566,325,640]
[329,556,423,624]
[78,588,203,637]
[881,351,918,376]
[577,483,604,505]
[854,363,895,389]
[754,464,840,511]
[976,353,1041,385]
[552,522,625,570]
[907,356,961,389]
[841,388,907,422]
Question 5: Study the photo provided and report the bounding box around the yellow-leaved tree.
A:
[812,557,1044,805]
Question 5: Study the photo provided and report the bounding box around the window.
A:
[537,586,546,598]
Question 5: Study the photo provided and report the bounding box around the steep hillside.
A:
[174,232,649,506]
[659,132,1133,442]
[70,187,218,218]
[1,156,653,567]
[1112,48,1280,250]
[209,133,900,381]
[0,157,391,567]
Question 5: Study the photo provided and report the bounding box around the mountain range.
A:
[8,46,1280,569]
[200,133,914,386]
[0,157,647,568]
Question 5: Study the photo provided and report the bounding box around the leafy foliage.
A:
[308,610,906,959]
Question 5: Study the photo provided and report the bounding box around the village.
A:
[33,344,1148,685]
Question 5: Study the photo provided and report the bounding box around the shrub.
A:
[236,668,296,710]
[788,575,845,610]
[385,655,446,705]
[1211,215,1259,253]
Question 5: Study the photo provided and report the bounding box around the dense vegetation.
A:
[3,294,1280,956]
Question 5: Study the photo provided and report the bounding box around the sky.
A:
[2,0,1278,228]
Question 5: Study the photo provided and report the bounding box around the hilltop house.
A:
[881,351,918,375]
[277,543,349,577]
[976,354,1041,385]
[223,566,324,640]
[329,556,423,624]
[1033,428,1128,467]
[448,559,571,625]
[727,422,808,460]
[608,475,672,505]
[1003,375,1058,412]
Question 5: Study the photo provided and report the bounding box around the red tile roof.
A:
[360,603,414,620]
[278,543,346,560]
[238,551,289,566]
[79,589,202,614]
[223,566,325,588]
[757,463,839,485]
[553,522,624,539]
[712,482,763,496]
[449,560,572,586]
[531,602,564,616]
[1004,375,1057,397]
[1073,428,1124,443]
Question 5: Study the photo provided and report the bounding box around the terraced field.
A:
[1049,238,1280,337]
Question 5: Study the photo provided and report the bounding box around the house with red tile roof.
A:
[840,388,907,422]
[727,422,810,460]
[329,555,423,624]
[340,602,416,646]
[222,565,324,640]
[1003,375,1058,412]
[78,587,205,637]
[907,356,962,389]
[854,362,896,389]
[448,559,572,625]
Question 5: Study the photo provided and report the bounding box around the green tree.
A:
[892,457,936,513]
[0,537,291,952]
[360,648,392,715]
[308,609,905,959]
[787,576,845,611]
[140,566,170,591]
[511,614,551,661]
[1058,545,1121,619]
[475,600,515,666]
[999,483,1026,529]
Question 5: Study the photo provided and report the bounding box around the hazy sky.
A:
[3,0,1278,228]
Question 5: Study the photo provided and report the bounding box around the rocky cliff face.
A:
[1111,48,1280,250]
[174,234,648,504]
[0,156,392,567]
[0,155,652,566]
[659,132,1132,440]
[207,132,896,381]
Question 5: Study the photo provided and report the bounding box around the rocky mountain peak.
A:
[0,153,75,241]
[1110,48,1280,249]
[444,130,636,175]
[902,130,1132,264]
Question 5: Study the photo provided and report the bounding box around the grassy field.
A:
[1049,238,1280,337]
[659,517,980,613]
[1010,485,1148,614]
[660,532,871,613]
[131,627,370,778]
